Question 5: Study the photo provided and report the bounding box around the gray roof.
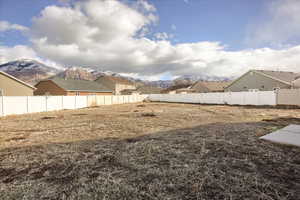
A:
[190,81,231,92]
[48,77,112,92]
[137,85,163,94]
[254,70,300,83]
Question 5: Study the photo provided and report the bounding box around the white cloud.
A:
[246,0,300,47]
[154,32,173,40]
[135,0,156,12]
[0,45,62,69]
[27,0,300,78]
[0,45,37,63]
[2,0,300,80]
[0,21,28,32]
[183,0,189,4]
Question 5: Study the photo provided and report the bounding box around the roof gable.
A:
[0,71,36,90]
[225,70,298,89]
[44,77,112,92]
[255,70,299,84]
[191,81,230,92]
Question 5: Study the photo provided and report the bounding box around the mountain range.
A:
[0,59,231,88]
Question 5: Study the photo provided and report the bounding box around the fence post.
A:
[275,90,278,106]
[45,96,48,112]
[86,95,89,108]
[61,96,64,109]
[1,96,4,116]
[26,96,29,114]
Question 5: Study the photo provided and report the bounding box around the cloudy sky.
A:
[1,0,300,80]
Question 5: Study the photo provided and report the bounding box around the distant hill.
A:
[0,59,232,88]
[0,59,60,85]
[55,67,97,81]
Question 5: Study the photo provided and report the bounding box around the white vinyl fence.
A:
[277,89,300,106]
[0,95,148,117]
[148,91,277,106]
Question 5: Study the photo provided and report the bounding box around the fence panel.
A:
[0,96,3,116]
[104,96,112,105]
[28,96,46,113]
[46,96,63,111]
[3,96,28,115]
[75,96,88,108]
[148,91,277,106]
[258,91,277,105]
[63,96,75,109]
[277,89,300,106]
[94,96,104,106]
[87,95,96,107]
[0,95,147,117]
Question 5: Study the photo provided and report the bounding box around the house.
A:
[175,88,195,94]
[0,71,35,96]
[34,77,113,96]
[137,85,163,94]
[225,70,300,92]
[119,85,163,95]
[190,81,231,93]
[95,76,136,95]
[120,89,140,95]
[161,84,192,94]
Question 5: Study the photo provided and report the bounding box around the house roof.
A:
[96,76,134,85]
[255,70,299,83]
[191,81,230,92]
[0,71,36,90]
[225,69,300,89]
[161,84,192,93]
[41,77,112,92]
[136,85,163,94]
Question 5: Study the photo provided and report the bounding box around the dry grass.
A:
[0,103,299,199]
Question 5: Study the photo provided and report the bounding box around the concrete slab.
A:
[260,124,300,147]
[277,124,300,134]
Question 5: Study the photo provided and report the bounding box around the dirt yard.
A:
[0,102,299,199]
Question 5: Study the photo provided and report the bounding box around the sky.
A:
[0,0,300,80]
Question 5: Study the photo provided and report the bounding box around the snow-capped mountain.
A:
[175,74,232,82]
[55,66,138,82]
[0,59,61,84]
[0,59,232,87]
[56,66,97,80]
[144,80,173,88]
[145,75,232,89]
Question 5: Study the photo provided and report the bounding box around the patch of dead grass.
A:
[0,103,299,199]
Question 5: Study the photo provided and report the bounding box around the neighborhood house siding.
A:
[115,83,135,95]
[34,80,67,96]
[225,71,290,92]
[95,76,136,95]
[66,91,112,96]
[0,72,34,96]
[34,79,113,96]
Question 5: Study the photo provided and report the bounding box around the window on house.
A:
[0,89,3,96]
[273,87,280,91]
[261,85,265,89]
[75,92,80,96]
